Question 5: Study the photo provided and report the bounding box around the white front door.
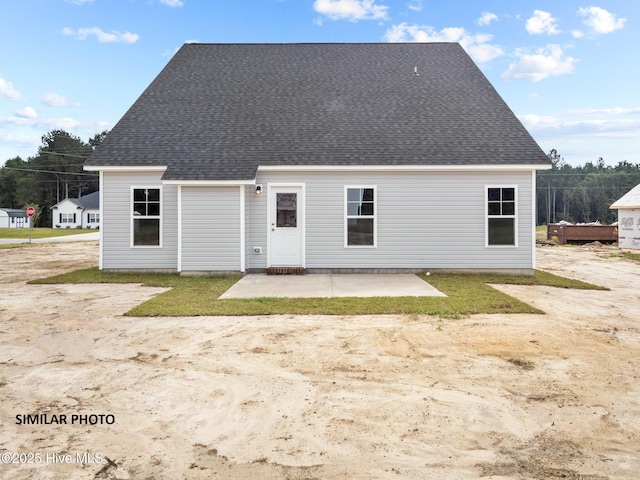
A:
[269,185,304,267]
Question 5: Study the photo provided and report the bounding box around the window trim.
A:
[88,212,100,224]
[485,184,518,248]
[130,186,163,248]
[60,213,75,224]
[344,185,377,248]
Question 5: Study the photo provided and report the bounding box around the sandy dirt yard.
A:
[0,241,639,480]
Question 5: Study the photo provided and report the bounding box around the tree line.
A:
[537,149,640,225]
[0,130,105,227]
[1,131,639,227]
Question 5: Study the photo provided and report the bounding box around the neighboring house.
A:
[84,43,551,275]
[0,208,30,229]
[51,191,100,229]
[610,183,640,250]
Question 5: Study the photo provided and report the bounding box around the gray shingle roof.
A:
[85,43,550,181]
[0,208,27,218]
[70,191,100,210]
[55,191,100,210]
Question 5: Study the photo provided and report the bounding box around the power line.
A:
[39,152,90,159]
[1,167,98,177]
[538,172,640,177]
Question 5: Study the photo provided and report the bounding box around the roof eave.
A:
[257,163,551,173]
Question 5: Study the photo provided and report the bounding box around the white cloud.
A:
[519,114,562,130]
[16,107,37,119]
[407,0,422,12]
[478,12,498,26]
[384,24,504,63]
[501,45,577,82]
[0,132,39,147]
[313,0,389,21]
[65,0,94,4]
[62,27,140,44]
[47,117,83,131]
[567,107,640,116]
[159,0,184,7]
[42,92,70,107]
[0,118,113,162]
[0,116,33,127]
[520,113,640,137]
[526,10,560,35]
[578,6,626,35]
[0,75,22,100]
[572,29,584,38]
[0,115,80,130]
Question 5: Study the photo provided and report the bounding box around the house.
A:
[610,183,640,250]
[84,43,551,275]
[50,191,100,229]
[0,208,30,229]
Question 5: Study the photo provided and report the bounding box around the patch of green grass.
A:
[0,243,34,250]
[28,267,607,317]
[625,252,640,262]
[508,358,535,370]
[0,227,93,239]
[600,251,640,263]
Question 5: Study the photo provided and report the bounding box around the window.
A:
[276,193,297,227]
[60,213,75,223]
[88,213,100,223]
[345,186,376,247]
[132,187,161,246]
[487,186,517,246]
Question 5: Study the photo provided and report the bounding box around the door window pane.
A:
[276,193,297,227]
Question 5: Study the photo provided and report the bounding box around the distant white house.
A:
[51,191,100,229]
[610,184,640,250]
[0,208,31,229]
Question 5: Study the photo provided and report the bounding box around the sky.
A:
[1,0,638,167]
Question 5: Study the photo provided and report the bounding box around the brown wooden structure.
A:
[547,224,618,244]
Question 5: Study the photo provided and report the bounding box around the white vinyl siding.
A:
[181,186,242,272]
[101,171,177,271]
[246,170,535,272]
[100,169,536,273]
[245,184,269,270]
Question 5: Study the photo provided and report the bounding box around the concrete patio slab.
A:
[219,273,447,299]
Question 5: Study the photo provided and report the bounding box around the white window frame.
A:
[344,185,377,248]
[88,213,100,223]
[131,186,163,248]
[485,184,518,248]
[60,213,75,224]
